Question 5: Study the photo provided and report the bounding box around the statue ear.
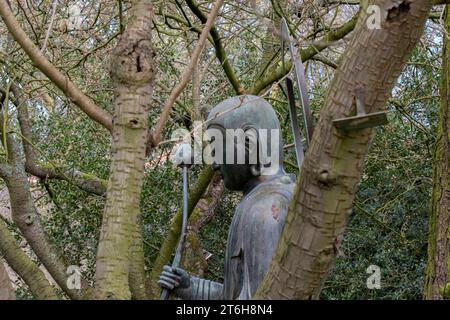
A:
[243,126,259,166]
[250,164,261,177]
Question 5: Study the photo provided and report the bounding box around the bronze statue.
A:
[158,95,296,299]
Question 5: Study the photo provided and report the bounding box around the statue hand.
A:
[158,265,190,291]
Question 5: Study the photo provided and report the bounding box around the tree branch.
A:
[148,166,214,298]
[249,10,359,95]
[0,219,58,300]
[0,99,87,299]
[10,85,107,196]
[0,2,113,131]
[185,0,244,94]
[0,258,16,300]
[321,0,448,4]
[255,0,433,299]
[151,0,225,148]
[0,135,86,300]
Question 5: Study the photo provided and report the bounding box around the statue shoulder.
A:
[246,174,296,203]
[236,174,296,222]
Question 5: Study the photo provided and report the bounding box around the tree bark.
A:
[249,11,359,95]
[148,166,213,298]
[94,0,154,299]
[11,84,107,196]
[129,216,147,300]
[146,166,213,299]
[0,259,16,300]
[181,173,224,277]
[0,2,113,131]
[2,136,83,300]
[424,6,450,300]
[255,0,432,299]
[0,218,57,300]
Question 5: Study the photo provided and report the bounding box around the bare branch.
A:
[0,219,58,300]
[10,84,107,195]
[41,0,58,53]
[255,0,433,299]
[185,0,244,94]
[0,259,15,300]
[0,2,113,131]
[151,0,226,148]
[249,10,359,95]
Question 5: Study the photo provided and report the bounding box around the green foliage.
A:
[200,190,238,282]
[1,1,444,300]
[322,37,440,299]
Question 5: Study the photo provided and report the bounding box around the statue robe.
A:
[223,174,296,299]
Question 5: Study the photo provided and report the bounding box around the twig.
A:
[151,0,225,147]
[0,2,113,131]
[41,0,58,53]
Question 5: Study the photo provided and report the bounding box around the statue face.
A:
[215,163,254,191]
[205,95,286,190]
[207,125,256,191]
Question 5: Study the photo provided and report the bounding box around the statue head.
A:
[205,95,285,191]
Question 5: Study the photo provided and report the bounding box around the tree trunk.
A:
[181,173,225,277]
[255,0,432,299]
[148,166,213,298]
[0,218,57,299]
[424,5,450,300]
[129,217,148,300]
[94,0,154,299]
[0,259,16,300]
[0,132,83,299]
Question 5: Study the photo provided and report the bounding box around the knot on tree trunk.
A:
[110,37,154,85]
[315,168,338,188]
[386,1,411,22]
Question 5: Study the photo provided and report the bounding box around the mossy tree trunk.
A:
[424,5,450,300]
[0,259,15,300]
[148,166,213,298]
[4,157,81,299]
[255,0,432,299]
[0,131,79,299]
[94,0,154,299]
[0,211,57,300]
[181,174,225,277]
